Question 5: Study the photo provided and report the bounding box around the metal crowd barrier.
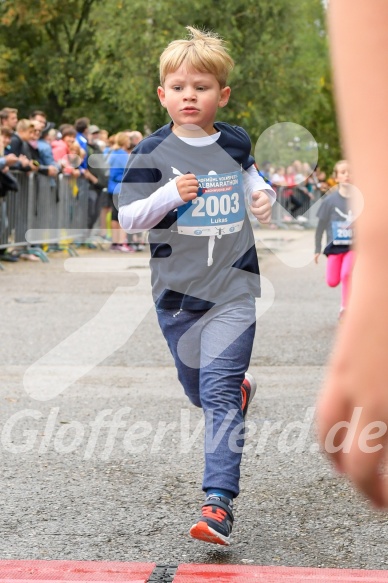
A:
[0,172,323,266]
[269,186,323,228]
[0,171,90,252]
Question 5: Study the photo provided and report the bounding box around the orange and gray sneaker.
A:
[241,372,257,418]
[190,494,234,545]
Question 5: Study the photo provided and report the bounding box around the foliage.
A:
[0,0,340,172]
[0,0,103,120]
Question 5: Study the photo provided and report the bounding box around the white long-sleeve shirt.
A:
[119,133,275,233]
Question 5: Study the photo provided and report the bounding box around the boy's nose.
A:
[183,88,197,101]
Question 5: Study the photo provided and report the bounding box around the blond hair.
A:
[112,131,129,150]
[70,142,82,156]
[16,119,34,133]
[159,26,234,88]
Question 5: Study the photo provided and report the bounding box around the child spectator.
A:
[118,26,275,545]
[52,126,81,177]
[314,160,354,318]
[63,142,83,178]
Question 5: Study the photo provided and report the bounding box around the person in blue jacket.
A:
[108,132,134,252]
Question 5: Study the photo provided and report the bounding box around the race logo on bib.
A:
[332,220,353,245]
[177,170,245,236]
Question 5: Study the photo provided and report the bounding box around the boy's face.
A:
[157,65,231,135]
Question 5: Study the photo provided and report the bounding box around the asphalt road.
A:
[1,228,387,569]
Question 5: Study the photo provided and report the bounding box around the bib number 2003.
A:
[192,192,240,217]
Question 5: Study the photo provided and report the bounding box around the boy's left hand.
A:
[250,190,272,224]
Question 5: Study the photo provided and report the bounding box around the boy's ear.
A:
[157,86,166,107]
[219,86,231,108]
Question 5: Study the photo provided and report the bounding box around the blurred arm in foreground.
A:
[317,0,388,508]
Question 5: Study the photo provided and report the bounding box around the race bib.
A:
[177,170,245,236]
[332,220,353,245]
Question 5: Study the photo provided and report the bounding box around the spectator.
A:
[99,129,109,149]
[8,119,38,172]
[29,110,47,132]
[314,166,329,194]
[29,112,54,167]
[52,126,80,177]
[127,130,143,149]
[75,118,107,235]
[0,124,39,262]
[89,125,100,143]
[104,133,116,156]
[108,132,134,252]
[291,160,313,219]
[62,142,83,178]
[85,125,109,231]
[37,122,60,171]
[28,121,58,177]
[58,123,73,137]
[282,164,302,219]
[89,125,107,152]
[0,129,19,262]
[74,117,90,173]
[293,159,305,185]
[46,128,58,144]
[0,128,20,194]
[270,166,285,187]
[0,128,18,169]
[99,134,116,238]
[126,130,147,251]
[0,108,18,132]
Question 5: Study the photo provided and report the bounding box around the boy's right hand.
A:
[176,173,199,202]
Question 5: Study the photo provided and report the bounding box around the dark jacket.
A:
[9,133,50,176]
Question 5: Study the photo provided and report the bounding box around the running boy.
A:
[314,160,355,318]
[118,26,275,546]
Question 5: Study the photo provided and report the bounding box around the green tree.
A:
[0,0,103,121]
[91,0,339,171]
[0,0,340,171]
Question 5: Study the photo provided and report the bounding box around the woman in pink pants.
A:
[314,160,355,318]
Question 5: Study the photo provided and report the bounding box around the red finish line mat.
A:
[0,560,155,582]
[0,561,387,582]
[174,564,388,582]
